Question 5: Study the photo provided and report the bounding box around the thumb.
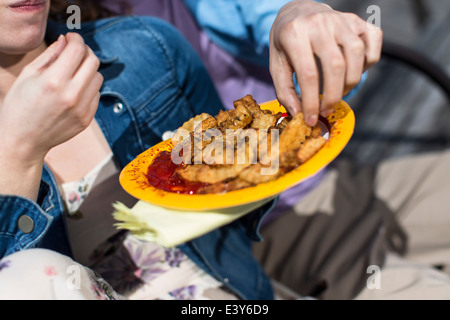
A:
[27,34,67,72]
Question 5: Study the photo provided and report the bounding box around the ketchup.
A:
[146,151,208,194]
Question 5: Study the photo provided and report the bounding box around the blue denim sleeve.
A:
[130,16,224,117]
[183,0,291,66]
[0,184,53,258]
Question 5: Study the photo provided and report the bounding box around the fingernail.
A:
[307,114,318,126]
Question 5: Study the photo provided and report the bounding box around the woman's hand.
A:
[269,0,383,125]
[1,32,103,160]
[0,33,103,200]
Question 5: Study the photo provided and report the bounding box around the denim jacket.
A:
[0,16,274,300]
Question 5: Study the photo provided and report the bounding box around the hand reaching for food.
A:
[269,0,382,125]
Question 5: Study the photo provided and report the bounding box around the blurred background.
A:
[323,0,450,166]
[110,0,450,166]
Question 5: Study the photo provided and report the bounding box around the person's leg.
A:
[0,249,122,300]
[354,252,450,300]
[253,161,389,300]
[374,150,450,268]
[353,150,450,299]
[254,150,450,299]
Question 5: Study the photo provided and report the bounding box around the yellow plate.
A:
[119,99,354,211]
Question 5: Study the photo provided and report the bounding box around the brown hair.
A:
[49,0,131,23]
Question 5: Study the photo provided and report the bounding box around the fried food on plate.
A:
[216,103,252,131]
[297,136,327,164]
[233,94,278,130]
[163,94,328,194]
[172,113,211,146]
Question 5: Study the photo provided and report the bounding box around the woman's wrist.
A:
[0,137,45,201]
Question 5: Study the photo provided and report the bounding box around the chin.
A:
[0,24,47,55]
[0,3,49,55]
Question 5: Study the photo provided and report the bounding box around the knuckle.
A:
[77,107,92,126]
[282,20,296,34]
[346,12,362,22]
[329,56,345,71]
[83,46,101,68]
[98,74,104,88]
[61,93,78,108]
[44,78,62,92]
[67,32,85,44]
[91,72,104,90]
[367,54,381,66]
[278,29,292,47]
[306,12,326,25]
[349,39,365,54]
[347,74,362,88]
[88,53,101,70]
[367,49,382,65]
[79,114,92,127]
[278,21,299,44]
[95,71,104,83]
[93,55,101,69]
[301,67,318,82]
[70,42,88,58]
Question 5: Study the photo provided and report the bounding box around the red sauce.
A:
[146,151,208,195]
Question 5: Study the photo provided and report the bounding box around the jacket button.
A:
[113,102,124,114]
[18,215,34,234]
[162,130,173,140]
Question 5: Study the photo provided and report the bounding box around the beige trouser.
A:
[254,150,450,300]
[357,150,450,299]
